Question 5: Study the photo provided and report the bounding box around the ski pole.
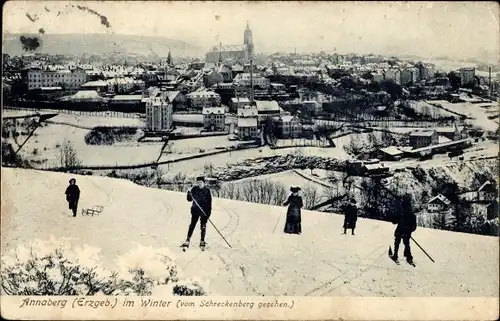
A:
[272,212,283,233]
[191,197,232,248]
[411,236,435,263]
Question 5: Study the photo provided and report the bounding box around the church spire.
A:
[218,42,223,64]
[167,50,173,66]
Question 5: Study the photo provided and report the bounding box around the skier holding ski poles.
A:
[181,176,212,250]
[390,194,417,265]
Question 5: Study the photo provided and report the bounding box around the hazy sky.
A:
[3,1,499,60]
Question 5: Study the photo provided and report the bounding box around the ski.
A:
[181,242,190,252]
[388,246,400,265]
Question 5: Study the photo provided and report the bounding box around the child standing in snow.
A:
[283,187,303,235]
[342,198,358,235]
[65,178,80,217]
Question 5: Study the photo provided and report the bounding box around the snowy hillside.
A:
[1,167,498,297]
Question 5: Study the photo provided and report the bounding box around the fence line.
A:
[4,106,142,119]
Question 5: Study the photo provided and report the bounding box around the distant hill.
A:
[2,33,204,58]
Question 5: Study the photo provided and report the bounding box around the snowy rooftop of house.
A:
[82,80,109,87]
[478,181,495,192]
[279,115,298,122]
[110,95,143,101]
[437,127,460,133]
[186,91,220,98]
[379,146,403,156]
[410,130,436,137]
[237,106,258,117]
[165,91,180,102]
[237,117,258,127]
[438,136,452,144]
[363,163,388,171]
[231,97,251,103]
[40,87,63,91]
[255,100,281,112]
[428,194,451,206]
[61,90,103,101]
[410,138,472,153]
[234,73,266,80]
[202,107,225,115]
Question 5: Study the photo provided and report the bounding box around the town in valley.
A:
[1,1,498,303]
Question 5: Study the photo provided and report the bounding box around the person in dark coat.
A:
[65,178,80,217]
[283,187,303,235]
[182,176,213,248]
[390,196,417,264]
[342,198,358,235]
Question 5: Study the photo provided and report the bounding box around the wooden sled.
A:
[82,205,104,216]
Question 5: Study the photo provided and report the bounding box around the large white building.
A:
[26,68,87,90]
[186,91,221,109]
[233,73,270,89]
[145,97,173,132]
[205,21,254,63]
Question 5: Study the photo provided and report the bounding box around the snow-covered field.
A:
[1,167,498,297]
[409,101,457,118]
[429,100,499,132]
[165,136,245,156]
[15,123,162,167]
[48,113,146,128]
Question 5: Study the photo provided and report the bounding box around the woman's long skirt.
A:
[284,206,302,234]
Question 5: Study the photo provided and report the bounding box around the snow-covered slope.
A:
[1,168,498,297]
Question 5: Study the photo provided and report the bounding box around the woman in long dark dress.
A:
[283,187,303,234]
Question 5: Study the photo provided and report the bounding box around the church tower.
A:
[244,21,254,59]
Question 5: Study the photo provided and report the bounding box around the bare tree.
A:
[171,173,188,192]
[219,179,287,206]
[302,186,320,209]
[59,139,82,168]
[203,163,215,177]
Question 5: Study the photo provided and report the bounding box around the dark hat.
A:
[69,178,76,184]
[290,186,301,193]
[196,176,205,182]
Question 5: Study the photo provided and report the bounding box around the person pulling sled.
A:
[283,187,303,235]
[181,176,212,250]
[390,195,417,265]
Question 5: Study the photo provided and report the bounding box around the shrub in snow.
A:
[84,127,138,145]
[173,279,207,296]
[411,166,427,183]
[1,238,207,296]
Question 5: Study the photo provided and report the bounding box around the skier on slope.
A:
[65,178,80,217]
[390,194,417,264]
[181,176,212,250]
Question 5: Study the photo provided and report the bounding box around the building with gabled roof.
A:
[409,130,439,148]
[202,107,226,132]
[427,194,452,212]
